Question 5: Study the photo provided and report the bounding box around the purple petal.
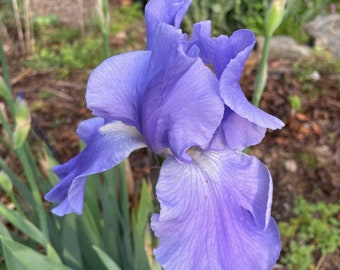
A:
[145,0,192,49]
[220,73,284,130]
[76,118,104,143]
[189,22,256,79]
[45,121,146,215]
[142,24,224,162]
[222,108,267,150]
[86,51,151,129]
[151,149,281,269]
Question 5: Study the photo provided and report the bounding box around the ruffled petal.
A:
[145,0,192,49]
[189,22,255,79]
[220,70,284,130]
[86,51,151,129]
[45,121,146,215]
[142,24,224,163]
[151,149,281,269]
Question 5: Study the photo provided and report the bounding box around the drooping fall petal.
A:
[151,149,281,270]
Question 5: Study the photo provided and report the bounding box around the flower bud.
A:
[13,93,31,149]
[265,0,286,37]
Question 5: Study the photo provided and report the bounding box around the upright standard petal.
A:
[189,21,256,79]
[188,22,283,139]
[220,60,284,130]
[145,0,192,49]
[86,51,151,129]
[151,149,281,269]
[142,24,224,163]
[45,120,146,216]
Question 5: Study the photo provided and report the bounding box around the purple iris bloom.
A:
[45,0,284,268]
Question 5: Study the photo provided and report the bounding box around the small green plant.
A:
[109,3,144,34]
[288,95,302,112]
[297,152,318,170]
[279,198,340,270]
[24,35,103,72]
[294,48,340,80]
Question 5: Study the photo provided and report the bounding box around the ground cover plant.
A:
[0,0,339,269]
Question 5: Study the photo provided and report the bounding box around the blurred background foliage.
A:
[183,0,338,42]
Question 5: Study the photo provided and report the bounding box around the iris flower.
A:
[45,0,284,269]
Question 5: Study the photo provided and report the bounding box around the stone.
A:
[305,15,340,60]
[256,36,312,61]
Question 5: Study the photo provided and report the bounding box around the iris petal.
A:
[222,108,267,150]
[86,51,151,129]
[189,21,284,130]
[44,120,146,215]
[145,0,192,49]
[76,117,104,144]
[190,22,255,79]
[142,24,224,162]
[151,149,281,269]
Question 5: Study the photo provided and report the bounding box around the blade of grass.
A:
[93,245,122,270]
[0,203,48,247]
[0,237,72,270]
[132,181,153,270]
[60,214,83,270]
[16,145,48,237]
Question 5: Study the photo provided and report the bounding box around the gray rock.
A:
[305,15,340,60]
[256,36,312,60]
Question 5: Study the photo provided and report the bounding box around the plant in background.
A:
[288,94,302,112]
[276,0,339,43]
[183,0,269,36]
[279,198,340,270]
[252,0,286,107]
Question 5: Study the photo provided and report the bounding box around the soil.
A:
[2,19,340,269]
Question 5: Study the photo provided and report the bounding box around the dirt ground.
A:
[3,19,340,269]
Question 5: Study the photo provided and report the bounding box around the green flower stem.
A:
[252,36,271,107]
[102,32,110,59]
[17,145,49,238]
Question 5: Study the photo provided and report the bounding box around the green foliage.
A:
[112,3,143,28]
[288,95,302,112]
[276,0,339,43]
[279,198,340,269]
[24,35,103,71]
[183,0,268,35]
[297,152,318,170]
[183,0,339,40]
[294,48,340,80]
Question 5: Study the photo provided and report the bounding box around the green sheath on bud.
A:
[265,0,286,37]
[13,95,31,149]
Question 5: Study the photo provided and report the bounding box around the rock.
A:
[284,159,298,173]
[256,36,312,60]
[305,15,340,60]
